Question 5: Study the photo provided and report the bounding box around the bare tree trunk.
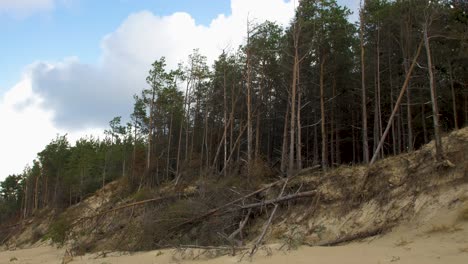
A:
[246,28,253,174]
[422,103,428,143]
[360,3,369,164]
[403,17,413,152]
[255,113,261,159]
[288,25,300,176]
[147,88,156,170]
[320,56,328,170]
[389,54,397,156]
[176,80,190,181]
[405,66,413,152]
[103,152,107,189]
[313,111,319,165]
[370,41,423,165]
[189,87,200,162]
[223,60,228,177]
[280,100,290,174]
[43,175,48,208]
[423,20,444,161]
[166,112,173,181]
[34,174,40,211]
[330,77,336,167]
[23,181,28,219]
[352,110,356,163]
[376,26,383,158]
[449,63,459,129]
[185,81,192,162]
[79,167,84,201]
[296,63,302,170]
[132,120,137,184]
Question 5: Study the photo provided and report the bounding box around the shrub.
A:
[44,216,71,245]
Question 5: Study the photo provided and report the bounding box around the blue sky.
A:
[0,0,358,180]
[0,0,231,93]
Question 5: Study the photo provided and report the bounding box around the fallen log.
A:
[238,190,316,211]
[178,245,249,251]
[249,178,290,257]
[167,177,294,232]
[314,226,390,247]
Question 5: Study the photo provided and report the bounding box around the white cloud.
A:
[0,78,103,180]
[0,78,56,178]
[28,0,296,130]
[0,0,55,17]
[0,0,296,180]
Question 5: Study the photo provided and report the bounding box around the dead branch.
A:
[228,208,252,243]
[168,177,293,232]
[238,190,316,211]
[314,226,390,247]
[71,193,194,227]
[178,245,249,250]
[250,178,289,257]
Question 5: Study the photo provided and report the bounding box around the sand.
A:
[3,172,468,264]
[2,208,467,264]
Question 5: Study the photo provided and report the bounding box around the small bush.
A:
[44,216,71,245]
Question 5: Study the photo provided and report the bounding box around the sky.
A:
[0,0,359,181]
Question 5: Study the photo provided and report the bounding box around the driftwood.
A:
[178,245,249,250]
[249,178,289,257]
[314,226,389,247]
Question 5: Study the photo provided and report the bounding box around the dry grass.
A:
[425,224,463,234]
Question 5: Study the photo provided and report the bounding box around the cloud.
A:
[0,0,296,180]
[0,78,103,180]
[26,0,295,131]
[0,79,55,178]
[0,0,55,17]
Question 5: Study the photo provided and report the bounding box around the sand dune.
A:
[2,201,467,264]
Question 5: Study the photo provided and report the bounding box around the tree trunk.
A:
[246,37,253,173]
[296,60,302,170]
[389,54,397,156]
[370,40,423,165]
[320,56,328,170]
[422,103,428,143]
[376,25,383,158]
[288,25,300,176]
[449,63,459,129]
[176,78,192,180]
[423,21,444,161]
[147,88,156,170]
[280,100,290,174]
[34,174,40,211]
[360,4,369,164]
[403,17,413,152]
[223,61,228,177]
[330,79,335,167]
[166,111,173,181]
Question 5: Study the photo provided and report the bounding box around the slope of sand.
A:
[2,201,467,264]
